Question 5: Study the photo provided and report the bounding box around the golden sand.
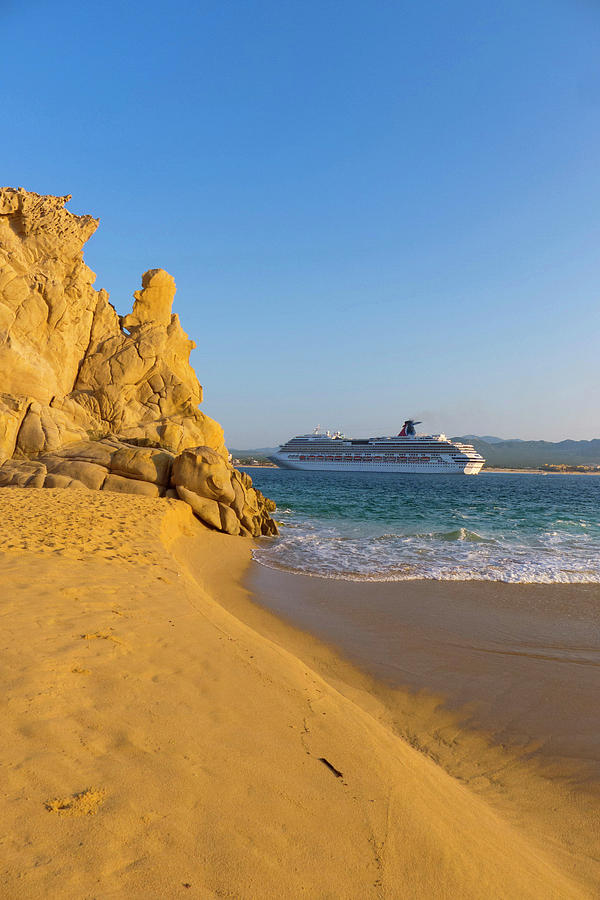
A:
[0,489,596,897]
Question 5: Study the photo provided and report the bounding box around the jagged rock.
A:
[0,188,277,537]
[0,189,100,403]
[0,187,225,458]
[0,459,47,488]
[122,268,175,328]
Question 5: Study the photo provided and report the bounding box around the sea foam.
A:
[243,468,600,584]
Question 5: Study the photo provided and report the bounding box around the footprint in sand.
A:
[45,788,105,816]
[61,587,86,600]
[81,631,122,644]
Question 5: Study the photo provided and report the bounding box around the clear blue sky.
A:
[3,0,599,444]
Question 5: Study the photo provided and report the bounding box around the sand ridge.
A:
[0,489,595,897]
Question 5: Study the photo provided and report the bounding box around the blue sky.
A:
[3,0,599,444]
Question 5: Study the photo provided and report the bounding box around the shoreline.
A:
[483,467,600,475]
[250,557,600,585]
[208,547,600,894]
[1,489,597,896]
[245,565,600,776]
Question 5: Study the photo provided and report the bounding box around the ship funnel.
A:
[398,419,422,437]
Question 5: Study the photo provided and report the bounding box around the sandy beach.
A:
[1,489,598,898]
[247,567,600,777]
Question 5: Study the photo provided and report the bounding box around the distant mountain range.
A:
[232,437,600,468]
[452,437,600,468]
[456,434,523,445]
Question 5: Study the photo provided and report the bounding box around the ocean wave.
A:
[245,467,600,585]
[252,526,600,584]
[373,528,494,543]
[251,551,600,584]
[424,527,492,543]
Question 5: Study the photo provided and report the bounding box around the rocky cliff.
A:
[0,187,277,537]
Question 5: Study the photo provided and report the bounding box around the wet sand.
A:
[247,567,600,781]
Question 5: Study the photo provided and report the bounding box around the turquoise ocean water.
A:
[242,469,600,583]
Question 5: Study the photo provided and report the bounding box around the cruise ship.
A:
[270,421,485,474]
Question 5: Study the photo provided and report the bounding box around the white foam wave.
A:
[252,552,600,583]
[253,524,600,584]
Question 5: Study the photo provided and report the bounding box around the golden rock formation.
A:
[0,188,277,536]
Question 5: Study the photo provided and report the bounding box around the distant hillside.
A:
[457,434,522,444]
[229,447,278,458]
[453,437,600,468]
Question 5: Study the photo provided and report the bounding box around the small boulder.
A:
[43,459,107,491]
[175,484,222,530]
[171,447,235,505]
[102,473,161,497]
[219,502,241,536]
[110,445,173,486]
[0,460,47,487]
[44,473,88,490]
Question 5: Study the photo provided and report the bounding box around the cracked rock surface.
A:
[0,188,277,537]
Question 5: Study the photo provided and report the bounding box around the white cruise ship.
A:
[270,421,485,475]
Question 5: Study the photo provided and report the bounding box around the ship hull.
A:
[270,453,484,475]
